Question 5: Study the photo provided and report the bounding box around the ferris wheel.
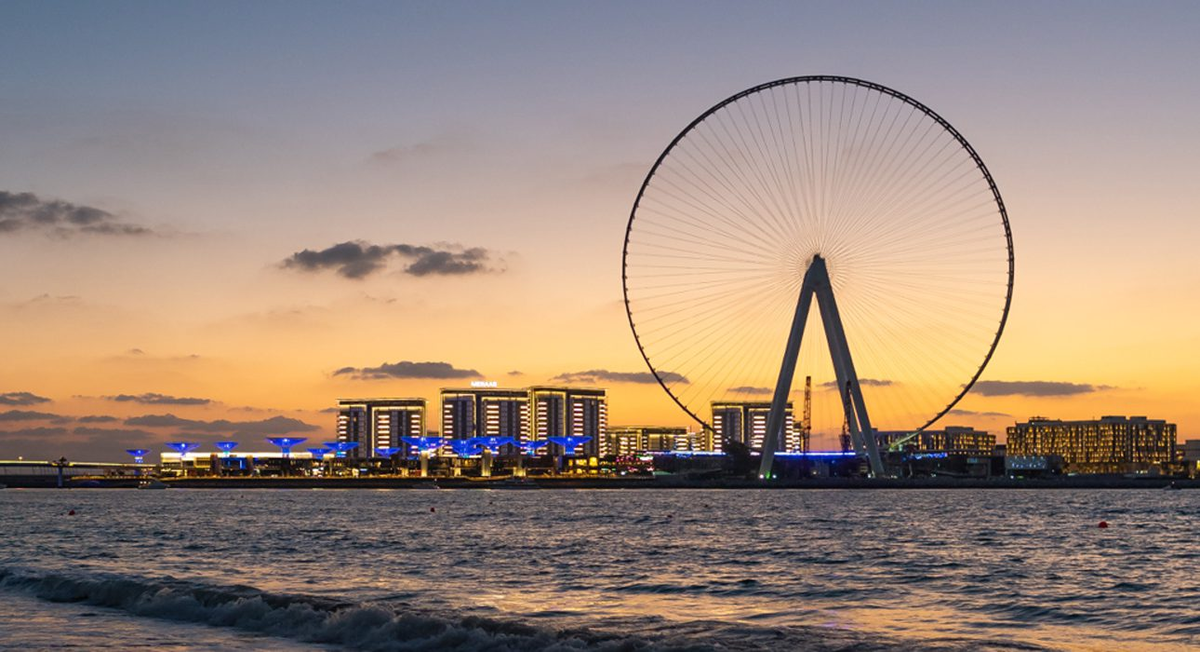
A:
[622,76,1013,477]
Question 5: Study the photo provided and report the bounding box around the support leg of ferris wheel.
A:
[759,256,887,479]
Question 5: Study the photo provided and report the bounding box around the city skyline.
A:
[3,2,1200,461]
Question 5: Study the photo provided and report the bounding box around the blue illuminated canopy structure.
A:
[323,441,359,458]
[307,447,328,459]
[401,436,445,455]
[519,440,550,455]
[266,437,307,457]
[165,442,200,456]
[469,436,515,453]
[375,446,404,457]
[125,448,150,464]
[447,439,478,457]
[547,436,592,456]
[214,441,239,456]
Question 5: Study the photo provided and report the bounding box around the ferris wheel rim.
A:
[621,74,1014,434]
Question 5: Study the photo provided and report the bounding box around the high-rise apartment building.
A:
[336,398,426,458]
[529,386,607,457]
[441,388,531,452]
[711,401,793,452]
[1006,416,1176,474]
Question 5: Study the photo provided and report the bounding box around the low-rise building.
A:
[1006,416,1176,474]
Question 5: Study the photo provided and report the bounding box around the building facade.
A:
[606,426,688,456]
[1006,416,1176,474]
[528,386,607,458]
[876,426,995,453]
[440,388,531,452]
[711,401,794,452]
[337,398,427,457]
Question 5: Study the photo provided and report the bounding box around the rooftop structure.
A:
[214,441,239,456]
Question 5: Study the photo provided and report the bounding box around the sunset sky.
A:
[2,1,1198,460]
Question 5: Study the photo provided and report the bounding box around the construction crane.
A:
[801,375,812,453]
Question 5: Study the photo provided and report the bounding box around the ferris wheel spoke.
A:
[624,76,1013,438]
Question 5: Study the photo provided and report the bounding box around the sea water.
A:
[1,488,1197,651]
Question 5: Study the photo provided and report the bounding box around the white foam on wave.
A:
[0,567,636,651]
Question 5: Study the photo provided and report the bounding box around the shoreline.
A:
[3,475,1195,490]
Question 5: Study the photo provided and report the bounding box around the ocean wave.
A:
[0,567,636,651]
[0,566,973,651]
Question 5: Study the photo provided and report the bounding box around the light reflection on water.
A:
[1,488,1197,651]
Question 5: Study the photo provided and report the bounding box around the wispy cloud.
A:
[105,393,212,406]
[334,361,480,380]
[550,369,689,385]
[123,414,319,437]
[947,408,1012,418]
[729,386,772,395]
[0,392,51,406]
[819,378,894,389]
[0,410,69,423]
[970,380,1110,397]
[281,241,501,280]
[0,191,151,237]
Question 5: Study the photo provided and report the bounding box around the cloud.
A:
[0,410,69,423]
[334,360,481,380]
[77,415,119,423]
[105,393,212,406]
[123,413,319,437]
[729,386,772,395]
[506,370,524,376]
[947,409,1012,418]
[72,426,158,442]
[820,378,894,389]
[969,381,1109,397]
[0,426,71,442]
[0,191,150,237]
[280,241,500,279]
[0,391,51,406]
[367,134,468,165]
[550,369,689,385]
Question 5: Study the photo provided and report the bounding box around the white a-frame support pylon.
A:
[758,256,886,478]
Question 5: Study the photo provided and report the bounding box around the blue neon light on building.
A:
[125,448,150,464]
[214,441,239,456]
[324,441,359,458]
[519,440,550,455]
[400,436,445,455]
[165,442,200,456]
[469,436,515,453]
[447,439,478,457]
[266,437,307,457]
[547,436,592,456]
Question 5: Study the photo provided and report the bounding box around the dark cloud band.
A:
[106,393,211,406]
[281,241,499,279]
[550,369,689,385]
[0,191,150,237]
[970,380,1108,397]
[334,361,480,380]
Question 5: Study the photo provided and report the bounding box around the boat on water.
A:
[137,479,170,490]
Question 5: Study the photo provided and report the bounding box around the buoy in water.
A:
[1098,521,1109,528]
[67,509,75,516]
[430,507,436,513]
